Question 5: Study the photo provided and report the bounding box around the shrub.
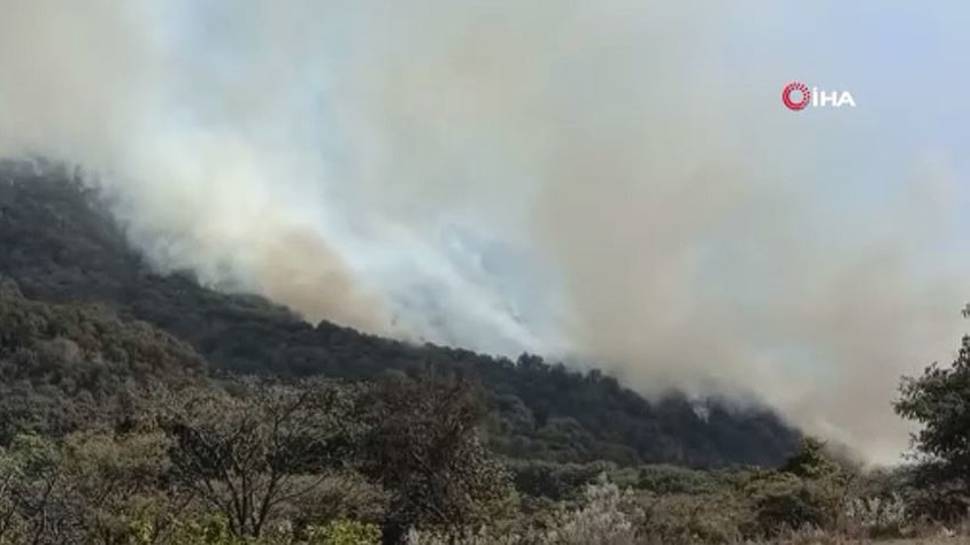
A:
[406,478,641,545]
[164,514,246,545]
[548,479,641,545]
[639,491,751,544]
[509,460,615,500]
[308,519,381,545]
[634,465,719,495]
[843,493,907,538]
[744,471,844,536]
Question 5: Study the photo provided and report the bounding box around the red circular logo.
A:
[782,81,811,111]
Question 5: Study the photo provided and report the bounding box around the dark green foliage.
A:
[746,472,839,534]
[781,437,845,479]
[632,440,855,542]
[895,335,970,469]
[508,460,615,500]
[0,163,799,468]
[895,334,970,520]
[633,464,720,495]
[745,439,850,535]
[0,277,203,443]
[12,160,952,543]
[640,489,753,545]
[0,256,947,544]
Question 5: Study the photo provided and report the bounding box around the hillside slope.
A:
[0,160,799,467]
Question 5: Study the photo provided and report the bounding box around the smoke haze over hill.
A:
[2,1,969,463]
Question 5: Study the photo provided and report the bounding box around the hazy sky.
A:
[1,1,969,463]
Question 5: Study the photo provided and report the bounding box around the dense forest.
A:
[0,160,798,468]
[3,161,970,544]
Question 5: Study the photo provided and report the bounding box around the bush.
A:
[843,493,907,538]
[163,515,246,545]
[639,491,751,544]
[406,478,641,545]
[743,470,845,536]
[634,465,719,495]
[308,519,381,545]
[509,460,615,500]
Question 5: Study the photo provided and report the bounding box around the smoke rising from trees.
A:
[2,1,968,463]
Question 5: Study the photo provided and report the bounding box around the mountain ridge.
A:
[0,160,799,467]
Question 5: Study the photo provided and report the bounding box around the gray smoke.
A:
[2,0,967,463]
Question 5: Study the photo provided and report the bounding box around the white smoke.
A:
[1,0,968,463]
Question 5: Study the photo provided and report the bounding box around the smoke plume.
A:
[2,0,968,463]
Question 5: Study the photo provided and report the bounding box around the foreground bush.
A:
[406,479,641,545]
[639,490,751,544]
[309,520,382,545]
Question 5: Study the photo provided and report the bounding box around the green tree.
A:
[743,438,850,536]
[364,373,516,544]
[60,428,182,545]
[0,429,188,545]
[895,333,970,519]
[146,378,370,538]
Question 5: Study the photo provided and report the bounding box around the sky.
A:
[1,1,969,463]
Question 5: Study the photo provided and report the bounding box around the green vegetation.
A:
[0,163,798,468]
[5,163,970,543]
[0,279,203,443]
[0,252,964,545]
[895,333,970,522]
[0,289,509,543]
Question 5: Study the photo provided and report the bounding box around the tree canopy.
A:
[0,163,799,468]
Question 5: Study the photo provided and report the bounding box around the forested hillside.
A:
[0,160,798,467]
[4,161,969,545]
